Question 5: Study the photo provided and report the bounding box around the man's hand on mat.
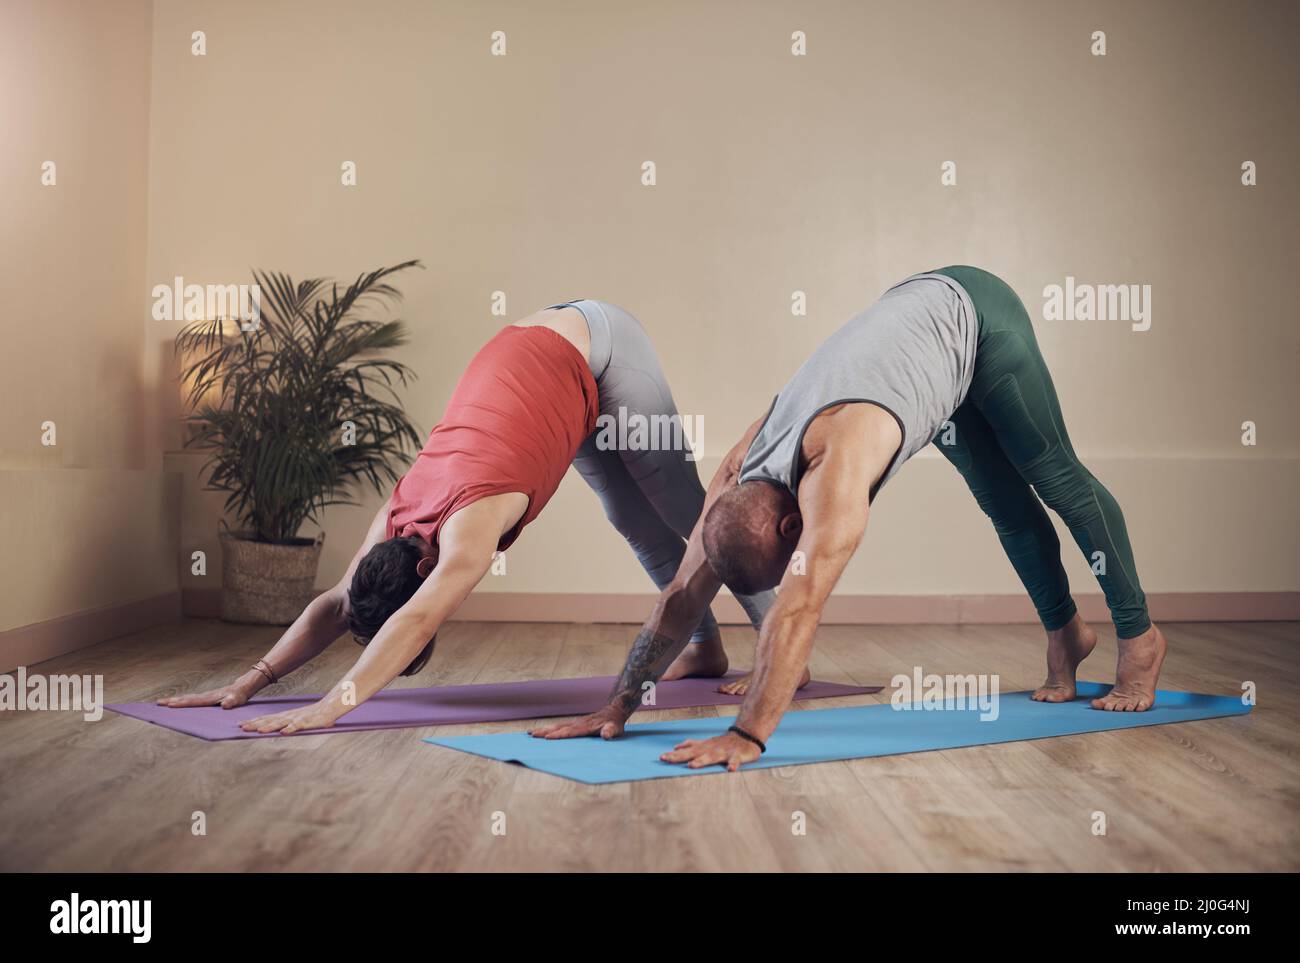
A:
[660,732,761,772]
[528,706,627,740]
[157,678,258,710]
[240,701,341,735]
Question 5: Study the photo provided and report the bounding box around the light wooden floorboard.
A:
[0,618,1294,871]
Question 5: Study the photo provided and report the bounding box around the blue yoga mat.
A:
[423,682,1251,784]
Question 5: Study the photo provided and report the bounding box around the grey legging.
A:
[553,300,773,644]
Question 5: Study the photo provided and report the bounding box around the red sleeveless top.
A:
[386,326,598,550]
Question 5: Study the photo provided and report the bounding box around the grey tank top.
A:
[739,273,978,500]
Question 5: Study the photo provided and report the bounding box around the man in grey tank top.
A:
[738,273,979,500]
[533,266,1168,773]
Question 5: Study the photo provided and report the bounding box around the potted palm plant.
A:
[175,261,424,624]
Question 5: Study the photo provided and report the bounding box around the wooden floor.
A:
[1,618,1296,872]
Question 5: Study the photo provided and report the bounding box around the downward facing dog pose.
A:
[534,266,1168,770]
[161,300,772,733]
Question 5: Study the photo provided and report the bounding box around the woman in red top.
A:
[161,301,773,733]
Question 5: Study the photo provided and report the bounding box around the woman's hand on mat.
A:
[240,701,341,735]
[157,676,260,710]
[660,732,761,772]
[528,705,627,740]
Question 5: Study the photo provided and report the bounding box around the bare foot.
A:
[1031,613,1098,703]
[1092,623,1167,712]
[718,667,811,697]
[661,639,728,681]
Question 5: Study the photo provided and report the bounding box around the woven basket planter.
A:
[219,531,323,625]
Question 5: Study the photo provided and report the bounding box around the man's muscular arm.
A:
[603,550,721,718]
[732,463,870,741]
[660,443,874,771]
[530,417,768,739]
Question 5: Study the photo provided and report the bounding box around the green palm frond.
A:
[175,260,425,543]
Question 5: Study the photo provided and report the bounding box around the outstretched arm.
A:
[661,448,873,770]
[605,535,723,717]
[239,499,505,734]
[530,417,768,740]
[157,497,393,709]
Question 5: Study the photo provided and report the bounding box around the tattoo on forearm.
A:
[609,629,680,712]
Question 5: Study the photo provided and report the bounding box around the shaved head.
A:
[702,481,802,594]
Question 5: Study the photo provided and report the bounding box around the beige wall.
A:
[148,0,1298,603]
[0,0,177,642]
[6,0,1297,640]
[0,468,179,628]
[0,0,154,472]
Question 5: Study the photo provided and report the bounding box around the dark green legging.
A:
[931,266,1151,639]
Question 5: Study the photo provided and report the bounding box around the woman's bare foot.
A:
[718,667,811,697]
[1031,613,1098,703]
[1092,623,1167,711]
[661,639,729,681]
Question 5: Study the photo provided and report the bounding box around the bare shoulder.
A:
[802,403,901,463]
[796,403,903,506]
[442,492,529,549]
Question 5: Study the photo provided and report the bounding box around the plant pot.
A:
[219,531,323,625]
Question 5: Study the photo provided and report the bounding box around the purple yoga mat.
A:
[107,673,880,741]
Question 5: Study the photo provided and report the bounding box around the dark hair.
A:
[346,536,437,676]
[702,482,799,595]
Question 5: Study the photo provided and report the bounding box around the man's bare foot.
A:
[718,667,811,697]
[1092,623,1167,712]
[661,639,728,681]
[1031,613,1098,703]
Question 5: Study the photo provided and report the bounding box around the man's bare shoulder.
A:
[801,402,902,468]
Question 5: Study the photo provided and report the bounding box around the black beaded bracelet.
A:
[728,725,767,754]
